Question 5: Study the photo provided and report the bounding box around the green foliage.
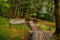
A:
[0,16,9,27]
[13,36,21,40]
[0,16,31,40]
[0,29,10,40]
[0,28,22,40]
[11,24,31,31]
[38,13,55,22]
[38,22,56,31]
[0,0,55,22]
[0,0,12,17]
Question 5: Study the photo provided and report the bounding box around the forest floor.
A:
[0,16,56,40]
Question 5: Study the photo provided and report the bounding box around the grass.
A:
[0,16,56,40]
[37,22,56,34]
[0,16,9,27]
[0,16,31,40]
[11,24,31,30]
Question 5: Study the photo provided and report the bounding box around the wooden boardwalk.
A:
[9,19,54,40]
[29,21,54,40]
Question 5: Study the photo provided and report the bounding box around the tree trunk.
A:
[54,0,60,34]
[54,0,60,39]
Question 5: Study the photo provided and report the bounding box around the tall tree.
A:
[54,0,60,34]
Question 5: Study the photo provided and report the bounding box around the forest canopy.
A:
[0,0,55,22]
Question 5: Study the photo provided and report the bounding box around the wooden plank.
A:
[38,31,46,40]
[10,19,25,24]
[29,21,54,40]
[43,31,54,40]
[29,21,37,28]
[29,21,39,31]
[31,31,46,40]
[31,31,39,40]
[31,31,54,40]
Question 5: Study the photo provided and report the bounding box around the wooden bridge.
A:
[29,21,54,40]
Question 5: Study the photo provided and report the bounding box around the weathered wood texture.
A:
[10,19,25,24]
[29,21,54,40]
[29,21,40,31]
[31,31,54,40]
